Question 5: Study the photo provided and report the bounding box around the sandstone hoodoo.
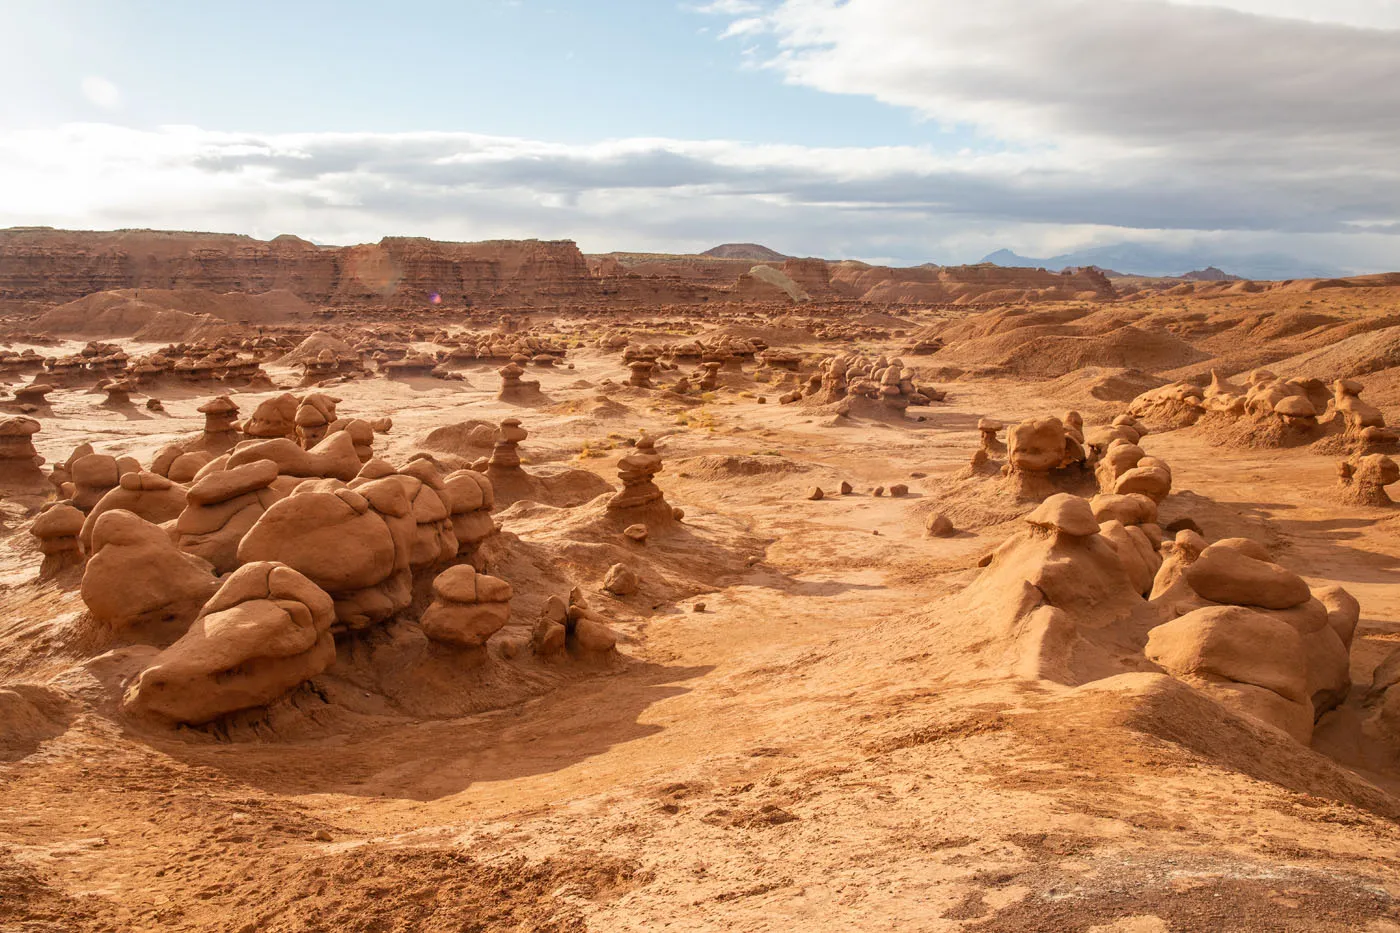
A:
[81,509,219,643]
[497,361,542,402]
[238,484,409,631]
[0,415,45,491]
[1336,453,1399,506]
[123,561,337,725]
[607,434,676,532]
[176,459,292,574]
[419,566,512,650]
[196,396,241,451]
[30,503,84,576]
[240,393,299,440]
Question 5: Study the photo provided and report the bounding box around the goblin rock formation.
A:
[124,561,338,725]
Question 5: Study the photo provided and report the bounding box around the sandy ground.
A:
[4,326,1400,932]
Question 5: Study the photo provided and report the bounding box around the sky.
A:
[1,0,1398,272]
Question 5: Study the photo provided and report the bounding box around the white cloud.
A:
[1160,0,1400,30]
[0,122,1396,275]
[80,75,122,111]
[719,16,766,38]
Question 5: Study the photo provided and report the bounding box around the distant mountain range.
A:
[701,243,789,261]
[980,245,1344,281]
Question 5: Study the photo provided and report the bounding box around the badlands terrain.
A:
[4,229,1400,931]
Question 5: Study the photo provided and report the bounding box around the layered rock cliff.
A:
[0,228,598,308]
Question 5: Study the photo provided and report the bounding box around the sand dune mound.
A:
[37,288,313,337]
[1043,367,1169,404]
[674,454,811,481]
[1262,325,1400,381]
[947,325,1209,378]
[278,331,358,366]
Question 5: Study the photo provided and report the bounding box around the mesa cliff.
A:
[0,228,597,308]
[2,227,1126,311]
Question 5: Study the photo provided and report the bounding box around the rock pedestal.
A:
[0,416,45,490]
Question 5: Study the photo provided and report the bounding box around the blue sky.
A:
[2,0,942,145]
[2,0,1399,274]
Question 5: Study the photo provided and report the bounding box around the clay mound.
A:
[419,420,498,457]
[1043,367,1170,405]
[851,310,915,329]
[547,395,634,420]
[37,288,312,337]
[1262,325,1400,382]
[706,323,813,345]
[36,293,223,339]
[279,332,357,366]
[673,454,811,481]
[1193,410,1317,450]
[949,325,1209,378]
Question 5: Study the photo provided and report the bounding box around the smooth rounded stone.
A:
[603,563,639,596]
[1315,585,1361,649]
[123,561,337,725]
[1209,537,1272,562]
[1089,493,1158,527]
[1097,519,1160,595]
[79,473,189,553]
[807,487,825,501]
[187,459,280,506]
[563,589,620,655]
[32,503,84,545]
[168,451,214,484]
[889,483,910,497]
[1113,465,1172,502]
[227,432,360,481]
[1145,604,1313,742]
[1274,395,1317,417]
[241,393,299,439]
[237,488,396,592]
[572,617,618,653]
[331,568,412,630]
[71,453,121,510]
[411,492,457,567]
[1099,442,1145,480]
[1008,418,1066,473]
[1185,545,1311,610]
[356,457,396,481]
[839,481,853,495]
[443,469,494,513]
[623,523,649,543]
[873,486,885,497]
[31,503,85,573]
[150,444,182,478]
[81,510,217,640]
[421,566,513,648]
[925,512,956,537]
[333,418,376,462]
[1026,493,1100,538]
[176,465,290,576]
